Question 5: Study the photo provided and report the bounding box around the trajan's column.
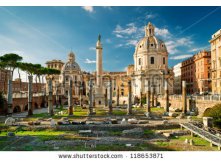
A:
[94,34,105,106]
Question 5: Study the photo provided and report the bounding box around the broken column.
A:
[88,79,93,115]
[165,80,169,113]
[55,83,59,108]
[127,80,132,115]
[28,75,33,116]
[139,91,143,107]
[7,71,13,115]
[117,86,120,106]
[151,86,155,107]
[68,79,73,115]
[48,78,54,116]
[146,80,151,113]
[182,81,187,114]
[105,88,108,107]
[28,75,33,115]
[108,79,113,114]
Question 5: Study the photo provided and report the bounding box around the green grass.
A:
[177,136,210,146]
[0,130,68,137]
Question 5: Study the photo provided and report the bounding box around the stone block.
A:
[5,117,15,126]
[128,118,138,124]
[163,132,171,138]
[168,112,178,117]
[203,117,213,128]
[138,120,149,124]
[122,128,144,137]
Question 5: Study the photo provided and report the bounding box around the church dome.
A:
[134,22,167,55]
[62,51,81,72]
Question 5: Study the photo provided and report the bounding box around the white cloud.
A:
[113,23,137,36]
[169,54,192,60]
[155,27,170,38]
[126,39,138,46]
[84,58,96,64]
[116,34,124,38]
[82,6,94,13]
[146,14,155,19]
[89,47,96,50]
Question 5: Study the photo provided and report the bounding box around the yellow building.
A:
[209,29,221,94]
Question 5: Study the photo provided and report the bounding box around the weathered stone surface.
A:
[162,120,168,124]
[187,116,192,121]
[128,118,138,124]
[57,121,70,125]
[50,119,56,126]
[121,118,127,125]
[144,112,151,118]
[111,119,118,124]
[79,130,92,134]
[5,117,15,126]
[72,121,86,125]
[137,120,149,124]
[122,128,144,137]
[28,121,41,125]
[163,112,169,116]
[168,112,178,117]
[163,132,171,138]
[172,130,189,136]
[190,112,196,116]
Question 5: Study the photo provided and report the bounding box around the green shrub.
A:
[203,104,221,120]
[213,119,221,129]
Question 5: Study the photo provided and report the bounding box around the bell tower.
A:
[145,22,155,37]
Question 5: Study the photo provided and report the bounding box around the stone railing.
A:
[158,94,221,101]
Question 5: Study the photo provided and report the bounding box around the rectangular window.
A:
[163,57,165,64]
[150,57,154,64]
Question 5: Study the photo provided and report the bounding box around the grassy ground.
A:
[153,135,217,151]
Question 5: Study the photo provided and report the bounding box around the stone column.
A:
[139,91,143,107]
[55,84,59,108]
[146,80,151,113]
[165,80,169,113]
[7,71,13,114]
[28,75,33,116]
[127,80,132,115]
[182,81,187,114]
[117,86,119,106]
[105,88,108,107]
[48,78,54,116]
[68,79,73,115]
[108,79,113,114]
[151,86,155,107]
[88,79,93,115]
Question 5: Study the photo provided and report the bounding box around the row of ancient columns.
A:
[127,80,187,115]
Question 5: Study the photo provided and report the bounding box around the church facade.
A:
[131,22,173,97]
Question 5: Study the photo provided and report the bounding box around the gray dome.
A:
[62,51,81,71]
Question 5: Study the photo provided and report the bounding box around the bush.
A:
[203,104,221,120]
[213,119,221,129]
[0,92,7,114]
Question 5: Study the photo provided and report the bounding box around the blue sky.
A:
[0,6,221,80]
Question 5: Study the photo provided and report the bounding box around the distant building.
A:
[193,50,211,94]
[181,57,194,94]
[209,29,221,94]
[181,50,211,94]
[0,69,9,93]
[173,63,182,94]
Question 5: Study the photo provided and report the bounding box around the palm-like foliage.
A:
[0,53,23,76]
